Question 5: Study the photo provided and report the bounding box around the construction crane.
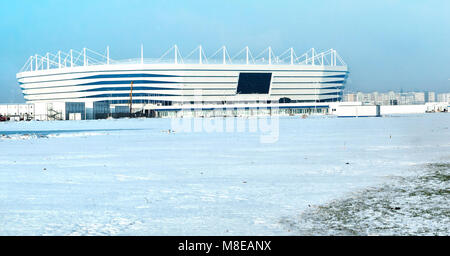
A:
[129,81,133,116]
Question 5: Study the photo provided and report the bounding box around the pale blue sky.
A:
[0,0,449,103]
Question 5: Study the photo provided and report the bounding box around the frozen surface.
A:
[0,114,449,235]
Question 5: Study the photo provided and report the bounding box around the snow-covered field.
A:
[0,114,449,235]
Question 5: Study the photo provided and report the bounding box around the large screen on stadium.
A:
[236,73,272,94]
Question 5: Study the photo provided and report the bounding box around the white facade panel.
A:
[380,105,427,114]
[330,105,378,117]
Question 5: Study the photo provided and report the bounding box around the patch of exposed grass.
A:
[281,162,450,236]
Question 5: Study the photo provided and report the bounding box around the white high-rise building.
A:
[425,91,436,102]
[437,93,450,103]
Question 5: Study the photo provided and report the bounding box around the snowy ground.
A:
[280,162,450,235]
[0,113,449,235]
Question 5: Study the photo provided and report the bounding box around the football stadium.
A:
[16,45,348,119]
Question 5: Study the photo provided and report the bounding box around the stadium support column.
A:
[333,49,336,66]
[83,48,87,66]
[70,50,73,67]
[141,44,144,64]
[330,49,333,66]
[58,51,61,68]
[290,48,294,65]
[107,46,110,65]
[174,45,178,64]
[222,46,226,64]
[312,48,315,65]
[199,45,202,64]
[269,47,272,65]
[246,46,249,65]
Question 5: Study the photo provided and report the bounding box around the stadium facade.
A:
[16,45,348,119]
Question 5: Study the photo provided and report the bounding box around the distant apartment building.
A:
[343,93,357,102]
[344,91,437,105]
[425,91,436,102]
[437,93,450,103]
[412,92,425,104]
